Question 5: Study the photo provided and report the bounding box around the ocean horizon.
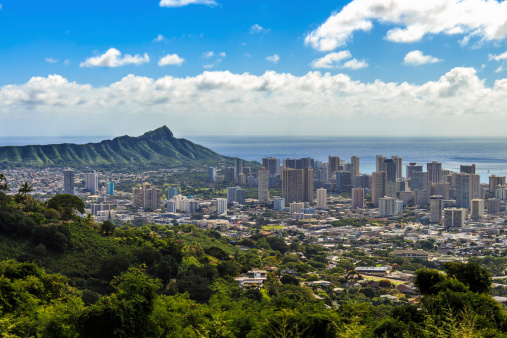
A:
[1,135,506,183]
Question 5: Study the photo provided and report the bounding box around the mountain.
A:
[0,126,232,167]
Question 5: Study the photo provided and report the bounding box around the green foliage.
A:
[414,269,447,295]
[46,194,85,219]
[444,261,492,294]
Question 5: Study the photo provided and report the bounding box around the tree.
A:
[18,182,34,196]
[0,173,8,191]
[46,194,85,219]
[444,261,492,294]
[414,269,446,295]
[280,274,299,286]
[100,220,115,236]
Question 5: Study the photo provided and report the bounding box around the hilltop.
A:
[0,126,233,167]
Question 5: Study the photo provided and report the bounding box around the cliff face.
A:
[0,126,230,167]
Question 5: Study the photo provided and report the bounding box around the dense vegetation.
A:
[0,126,232,167]
[0,191,506,337]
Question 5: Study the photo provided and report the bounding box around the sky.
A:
[2,0,507,137]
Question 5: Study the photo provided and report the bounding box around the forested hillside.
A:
[0,191,506,337]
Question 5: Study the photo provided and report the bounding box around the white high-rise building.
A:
[216,198,227,215]
[379,196,402,217]
[316,188,327,209]
[274,197,285,211]
[289,202,304,214]
[85,171,98,193]
[258,168,270,203]
[471,199,485,220]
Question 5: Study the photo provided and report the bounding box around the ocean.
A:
[1,136,506,183]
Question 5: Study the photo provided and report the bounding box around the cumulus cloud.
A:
[2,67,507,137]
[489,51,507,61]
[154,34,166,42]
[250,24,269,33]
[305,0,507,51]
[45,57,58,64]
[203,51,214,58]
[266,54,280,64]
[159,0,217,7]
[310,51,367,69]
[404,50,442,66]
[158,54,185,66]
[80,48,149,68]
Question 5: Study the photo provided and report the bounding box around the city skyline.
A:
[2,1,507,136]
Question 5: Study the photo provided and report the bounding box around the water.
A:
[188,136,507,183]
[1,135,506,183]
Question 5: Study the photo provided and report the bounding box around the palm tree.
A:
[18,182,34,195]
[0,173,8,191]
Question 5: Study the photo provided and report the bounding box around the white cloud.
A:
[404,50,442,66]
[310,51,367,69]
[311,51,351,68]
[154,34,166,42]
[489,51,507,61]
[45,58,58,64]
[159,0,217,7]
[266,54,280,64]
[64,60,70,66]
[219,52,226,57]
[250,24,269,34]
[158,54,185,66]
[343,58,368,69]
[4,67,507,136]
[203,51,214,58]
[305,0,507,51]
[80,48,149,68]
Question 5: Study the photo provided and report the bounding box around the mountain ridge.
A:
[0,126,232,167]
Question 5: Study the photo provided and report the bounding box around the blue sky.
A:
[2,0,507,137]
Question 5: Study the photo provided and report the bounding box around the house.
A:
[234,269,268,289]
[397,284,417,295]
[355,266,392,276]
[390,249,429,260]
[380,294,399,302]
[307,280,331,287]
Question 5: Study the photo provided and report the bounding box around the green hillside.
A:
[0,126,232,167]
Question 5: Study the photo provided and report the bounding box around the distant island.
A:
[0,126,233,167]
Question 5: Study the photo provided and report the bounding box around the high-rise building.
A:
[238,173,247,185]
[216,198,227,215]
[258,168,270,203]
[379,197,401,217]
[384,159,397,183]
[391,156,403,179]
[375,155,386,172]
[487,198,501,214]
[406,163,423,181]
[235,159,244,180]
[351,188,364,208]
[427,161,443,183]
[430,195,443,223]
[489,175,506,192]
[168,187,178,200]
[274,197,285,210]
[262,157,280,176]
[351,156,360,177]
[337,171,352,193]
[372,171,386,207]
[495,185,507,200]
[63,169,75,195]
[455,173,480,209]
[133,183,161,210]
[303,167,313,203]
[444,208,467,227]
[329,156,340,174]
[107,182,114,196]
[208,167,217,182]
[85,171,98,193]
[431,182,450,200]
[225,167,236,182]
[353,174,370,189]
[316,188,327,209]
[289,202,304,214]
[411,171,429,191]
[470,199,484,220]
[282,168,303,204]
[227,186,237,204]
[460,164,476,174]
